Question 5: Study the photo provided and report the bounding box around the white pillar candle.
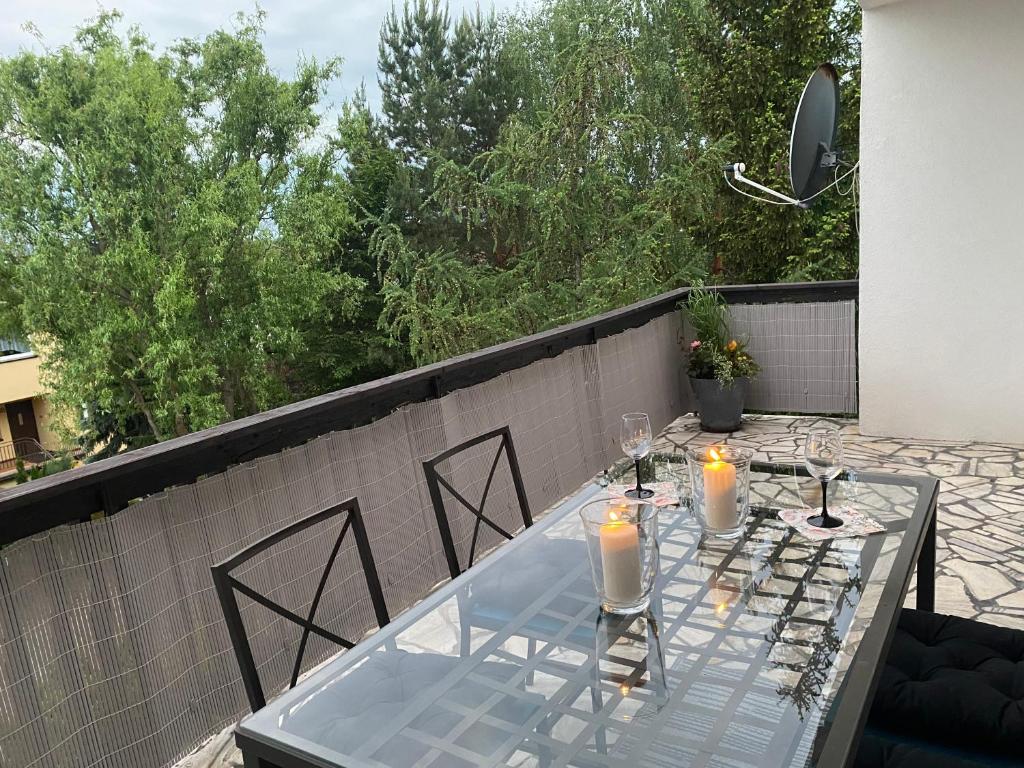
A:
[599,511,642,604]
[703,449,737,529]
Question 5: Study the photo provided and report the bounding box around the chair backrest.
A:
[423,426,532,580]
[211,497,390,713]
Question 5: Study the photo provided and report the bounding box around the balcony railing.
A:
[0,437,53,470]
[0,280,857,768]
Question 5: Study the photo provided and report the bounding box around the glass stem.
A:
[820,478,830,522]
[634,459,643,495]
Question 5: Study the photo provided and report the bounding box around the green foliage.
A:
[14,454,73,484]
[683,284,729,349]
[379,1,516,168]
[78,404,155,461]
[0,1,864,452]
[290,89,412,396]
[677,0,862,282]
[376,0,521,265]
[0,11,363,441]
[377,0,725,365]
[683,286,759,384]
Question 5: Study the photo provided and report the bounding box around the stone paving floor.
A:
[655,414,1024,630]
[178,413,1024,768]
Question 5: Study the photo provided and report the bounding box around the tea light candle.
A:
[599,508,642,604]
[703,448,737,529]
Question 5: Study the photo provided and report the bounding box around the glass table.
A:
[236,457,938,768]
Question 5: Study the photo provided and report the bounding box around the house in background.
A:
[0,338,63,469]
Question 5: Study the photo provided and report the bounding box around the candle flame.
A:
[609,510,619,521]
[620,683,631,696]
[708,447,722,462]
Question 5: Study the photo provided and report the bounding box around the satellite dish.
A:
[723,63,854,209]
[790,63,840,202]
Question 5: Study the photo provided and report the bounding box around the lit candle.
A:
[599,508,642,604]
[703,447,737,529]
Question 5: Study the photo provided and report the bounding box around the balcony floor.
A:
[179,413,1024,768]
[656,414,1024,629]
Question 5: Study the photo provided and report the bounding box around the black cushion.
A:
[855,729,1006,768]
[870,609,1024,760]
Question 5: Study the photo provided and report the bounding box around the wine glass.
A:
[804,426,844,528]
[621,413,654,499]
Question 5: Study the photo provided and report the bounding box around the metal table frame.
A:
[236,461,939,768]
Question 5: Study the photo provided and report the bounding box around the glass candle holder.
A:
[686,445,754,539]
[580,499,659,614]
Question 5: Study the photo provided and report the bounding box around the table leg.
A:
[916,503,936,612]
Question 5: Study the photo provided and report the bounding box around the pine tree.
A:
[376,0,521,257]
[378,0,516,166]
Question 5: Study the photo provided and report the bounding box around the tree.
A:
[0,12,363,441]
[376,0,522,258]
[378,0,517,167]
[0,2,866,452]
[677,0,862,282]
[287,90,412,398]
[376,0,725,364]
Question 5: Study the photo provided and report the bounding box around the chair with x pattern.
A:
[422,425,533,580]
[216,497,552,768]
[211,497,391,714]
[423,426,590,675]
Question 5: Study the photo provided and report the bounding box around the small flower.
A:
[690,340,701,350]
[727,339,738,352]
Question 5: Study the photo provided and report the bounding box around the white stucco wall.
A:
[859,0,1024,442]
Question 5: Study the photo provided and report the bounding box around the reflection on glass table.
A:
[235,459,938,768]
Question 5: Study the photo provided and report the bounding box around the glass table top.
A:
[237,458,936,768]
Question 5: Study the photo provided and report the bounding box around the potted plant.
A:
[682,285,760,432]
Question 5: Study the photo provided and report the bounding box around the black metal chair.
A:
[211,497,391,713]
[217,497,551,768]
[423,427,589,671]
[423,425,533,580]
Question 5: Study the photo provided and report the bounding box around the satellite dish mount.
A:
[724,63,852,209]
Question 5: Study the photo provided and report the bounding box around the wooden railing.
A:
[0,280,856,545]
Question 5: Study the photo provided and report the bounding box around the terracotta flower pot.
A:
[689,377,748,433]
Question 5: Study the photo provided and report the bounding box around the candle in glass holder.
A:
[599,508,642,604]
[703,448,737,529]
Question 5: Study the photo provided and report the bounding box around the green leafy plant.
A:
[14,454,72,484]
[374,0,722,365]
[682,286,760,386]
[0,12,362,441]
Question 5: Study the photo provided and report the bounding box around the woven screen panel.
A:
[730,300,858,414]
[0,314,690,768]
[679,300,857,415]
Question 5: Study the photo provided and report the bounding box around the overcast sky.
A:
[1,1,532,115]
